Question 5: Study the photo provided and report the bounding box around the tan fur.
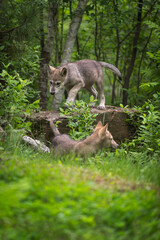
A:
[50,120,119,158]
[48,59,121,109]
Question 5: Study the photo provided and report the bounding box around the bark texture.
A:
[122,0,143,106]
[61,0,88,65]
[111,0,121,105]
[52,0,88,110]
[39,1,58,110]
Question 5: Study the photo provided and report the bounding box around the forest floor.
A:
[0,144,160,240]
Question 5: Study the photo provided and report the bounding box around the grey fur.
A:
[49,59,121,109]
[49,120,119,158]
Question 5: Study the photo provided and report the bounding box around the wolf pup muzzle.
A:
[50,91,55,95]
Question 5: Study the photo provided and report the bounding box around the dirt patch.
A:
[58,165,154,192]
[93,175,146,192]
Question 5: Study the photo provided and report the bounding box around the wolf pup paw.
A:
[97,105,105,110]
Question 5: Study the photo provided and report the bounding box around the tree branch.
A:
[0,17,28,35]
[119,0,158,45]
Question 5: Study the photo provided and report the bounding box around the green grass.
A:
[0,140,160,240]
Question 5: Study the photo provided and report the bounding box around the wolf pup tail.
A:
[49,120,60,136]
[99,61,122,81]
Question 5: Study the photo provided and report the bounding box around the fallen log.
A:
[23,135,50,153]
[29,106,137,145]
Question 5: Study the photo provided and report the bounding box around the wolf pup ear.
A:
[60,67,67,76]
[98,124,109,138]
[94,121,103,131]
[48,65,55,75]
[105,123,108,131]
[98,125,106,138]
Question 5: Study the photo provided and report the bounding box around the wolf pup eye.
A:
[50,81,53,85]
[56,82,61,87]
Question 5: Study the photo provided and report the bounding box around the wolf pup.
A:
[50,120,119,158]
[48,59,121,109]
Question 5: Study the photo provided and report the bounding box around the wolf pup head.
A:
[48,66,67,95]
[97,122,119,149]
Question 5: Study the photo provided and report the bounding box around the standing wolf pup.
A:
[49,59,121,109]
[50,120,118,158]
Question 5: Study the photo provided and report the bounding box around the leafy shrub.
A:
[140,49,160,101]
[59,98,98,140]
[11,45,40,103]
[122,96,160,155]
[137,101,160,154]
[0,65,39,131]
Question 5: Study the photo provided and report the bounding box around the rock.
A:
[30,111,69,145]
[91,106,136,143]
[29,106,137,145]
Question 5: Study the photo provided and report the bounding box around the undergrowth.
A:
[0,97,160,240]
[59,97,98,140]
[121,95,160,155]
[0,134,160,240]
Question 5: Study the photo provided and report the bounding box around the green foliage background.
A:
[0,1,160,239]
[0,0,159,108]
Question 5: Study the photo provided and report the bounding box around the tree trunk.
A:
[69,0,80,57]
[94,0,99,60]
[137,29,153,94]
[52,0,88,110]
[111,0,121,105]
[111,39,120,105]
[55,16,59,66]
[61,0,88,65]
[39,1,58,110]
[122,0,143,106]
[137,9,158,95]
[60,0,65,63]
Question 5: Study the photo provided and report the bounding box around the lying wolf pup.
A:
[48,59,121,109]
[50,120,118,158]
